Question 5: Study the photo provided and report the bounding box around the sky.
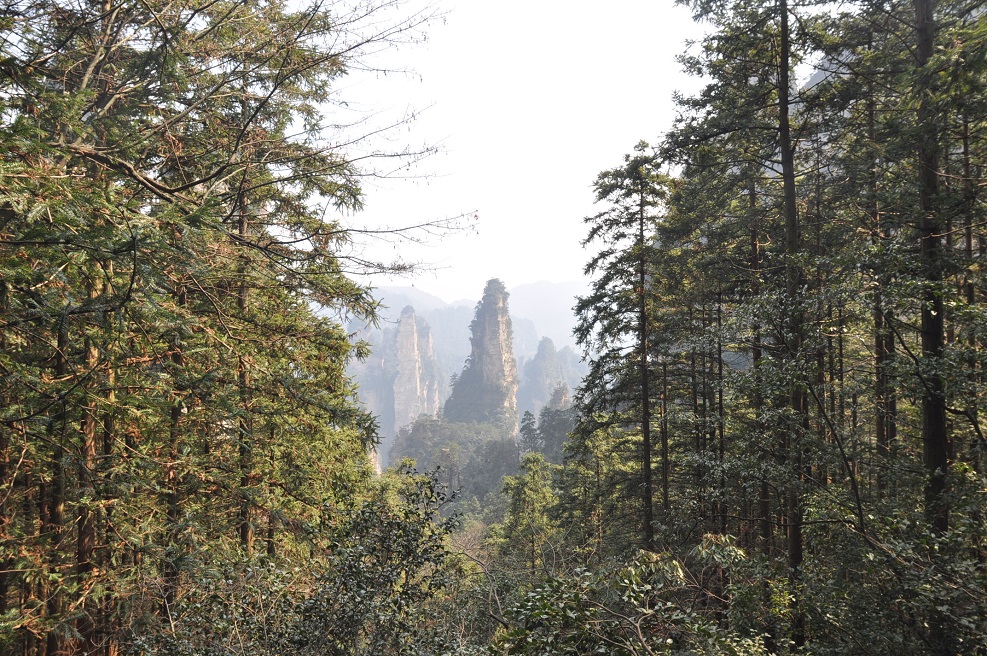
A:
[339,0,706,304]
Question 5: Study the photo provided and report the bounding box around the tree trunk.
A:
[638,189,654,550]
[45,320,69,656]
[749,181,772,553]
[913,1,955,653]
[164,283,186,614]
[778,0,806,647]
[76,276,100,653]
[660,361,670,516]
[237,197,254,553]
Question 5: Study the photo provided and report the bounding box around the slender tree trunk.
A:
[716,295,726,535]
[266,438,277,558]
[45,320,69,656]
[778,0,806,647]
[960,117,982,479]
[913,1,954,653]
[690,329,703,521]
[913,0,949,537]
[0,438,7,619]
[101,352,117,656]
[638,191,654,550]
[0,288,10,620]
[960,117,986,563]
[660,361,670,516]
[76,276,100,653]
[749,182,772,553]
[0,289,13,622]
[595,457,603,563]
[237,197,254,553]
[874,291,896,493]
[164,284,186,615]
[864,61,898,497]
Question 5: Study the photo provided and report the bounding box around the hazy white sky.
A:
[342,0,705,303]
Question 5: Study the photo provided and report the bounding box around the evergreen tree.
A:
[574,142,671,550]
[535,0,987,653]
[491,453,560,576]
[0,0,445,652]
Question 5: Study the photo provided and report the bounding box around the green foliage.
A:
[389,416,519,506]
[0,0,444,653]
[574,143,674,551]
[492,552,772,656]
[550,0,987,654]
[127,468,463,656]
[489,453,561,575]
[534,402,576,465]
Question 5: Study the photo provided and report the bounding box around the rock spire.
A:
[443,279,519,428]
[393,306,442,433]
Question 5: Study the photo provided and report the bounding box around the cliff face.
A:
[347,322,396,448]
[348,307,442,469]
[443,279,519,428]
[393,306,442,435]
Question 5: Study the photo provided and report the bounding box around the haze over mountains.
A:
[370,280,586,351]
[349,280,588,464]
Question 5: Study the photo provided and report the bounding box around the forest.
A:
[1,0,985,654]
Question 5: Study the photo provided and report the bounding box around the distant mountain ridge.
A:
[372,286,462,317]
[506,280,587,351]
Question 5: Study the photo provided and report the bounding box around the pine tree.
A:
[574,142,671,551]
[0,0,441,652]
